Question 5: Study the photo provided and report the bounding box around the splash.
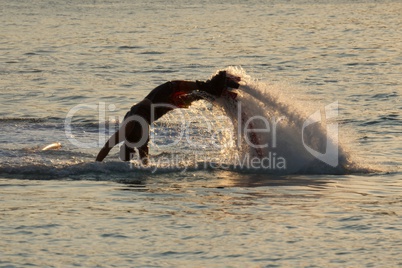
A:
[139,67,374,174]
[0,68,378,178]
[206,66,366,174]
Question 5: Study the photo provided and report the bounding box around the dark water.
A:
[1,0,401,267]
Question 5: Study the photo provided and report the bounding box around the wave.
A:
[0,155,378,182]
[0,117,50,123]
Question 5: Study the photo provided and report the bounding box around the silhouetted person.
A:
[96,71,240,163]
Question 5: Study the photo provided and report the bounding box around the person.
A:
[95,71,240,163]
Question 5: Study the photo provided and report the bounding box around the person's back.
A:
[95,71,240,163]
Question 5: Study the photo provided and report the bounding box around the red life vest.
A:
[171,91,192,108]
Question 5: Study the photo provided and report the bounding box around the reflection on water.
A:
[2,174,402,266]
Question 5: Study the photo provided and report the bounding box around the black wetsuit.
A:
[121,81,202,161]
[96,71,238,162]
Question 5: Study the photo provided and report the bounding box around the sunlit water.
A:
[1,0,401,267]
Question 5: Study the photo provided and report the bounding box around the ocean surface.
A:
[1,0,401,267]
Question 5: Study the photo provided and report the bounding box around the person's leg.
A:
[121,117,150,162]
[119,143,136,161]
[138,141,149,165]
[96,129,123,162]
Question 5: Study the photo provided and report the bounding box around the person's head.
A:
[207,71,240,96]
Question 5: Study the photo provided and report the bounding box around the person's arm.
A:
[168,72,241,107]
[196,71,240,97]
[96,119,136,162]
[95,129,123,162]
[172,71,240,96]
[170,81,198,93]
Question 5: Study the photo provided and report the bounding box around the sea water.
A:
[1,0,401,267]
